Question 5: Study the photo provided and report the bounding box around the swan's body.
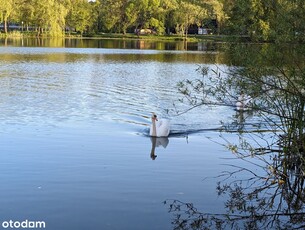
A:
[150,114,170,137]
[236,94,252,111]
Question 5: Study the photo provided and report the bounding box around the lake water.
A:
[0,38,287,229]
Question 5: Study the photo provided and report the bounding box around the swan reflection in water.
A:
[150,137,169,160]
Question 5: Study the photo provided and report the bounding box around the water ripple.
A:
[0,48,234,135]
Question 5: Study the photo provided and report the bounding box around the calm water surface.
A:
[0,41,263,229]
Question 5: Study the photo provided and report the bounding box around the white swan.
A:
[150,113,170,137]
[236,93,252,111]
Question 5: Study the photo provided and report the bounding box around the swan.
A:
[236,93,252,111]
[149,113,170,137]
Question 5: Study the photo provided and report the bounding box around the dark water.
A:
[0,39,283,229]
[0,37,223,52]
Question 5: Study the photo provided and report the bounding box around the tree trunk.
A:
[4,19,7,34]
[185,25,188,40]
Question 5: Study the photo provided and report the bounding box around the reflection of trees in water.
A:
[165,146,305,229]
[165,116,305,229]
[168,46,305,229]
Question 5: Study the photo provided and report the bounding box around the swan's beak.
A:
[152,113,158,121]
[152,116,158,121]
[153,114,158,121]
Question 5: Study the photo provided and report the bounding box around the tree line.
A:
[1,0,305,42]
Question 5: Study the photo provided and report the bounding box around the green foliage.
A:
[98,0,139,34]
[171,43,305,230]
[0,0,22,33]
[66,0,94,35]
[226,0,305,42]
[173,1,207,36]
[177,43,305,157]
[1,0,305,41]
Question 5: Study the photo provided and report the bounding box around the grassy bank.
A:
[84,32,243,42]
[1,30,245,43]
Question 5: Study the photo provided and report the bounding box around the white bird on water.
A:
[236,93,252,111]
[149,113,170,137]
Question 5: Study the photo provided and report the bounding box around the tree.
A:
[225,0,305,42]
[49,0,69,36]
[204,0,227,35]
[175,44,305,190]
[19,0,36,32]
[121,0,139,34]
[20,0,69,36]
[169,44,305,230]
[270,0,305,43]
[135,0,166,34]
[66,0,94,35]
[0,0,17,33]
[173,0,207,38]
[228,0,266,39]
[160,0,178,34]
[98,0,138,34]
[98,0,122,32]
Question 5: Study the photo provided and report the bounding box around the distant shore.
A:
[0,31,250,43]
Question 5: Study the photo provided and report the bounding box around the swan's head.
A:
[151,113,158,121]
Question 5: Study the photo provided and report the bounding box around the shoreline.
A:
[0,31,248,43]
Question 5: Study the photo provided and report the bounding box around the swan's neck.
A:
[152,119,157,137]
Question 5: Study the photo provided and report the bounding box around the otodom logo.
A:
[2,220,46,229]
